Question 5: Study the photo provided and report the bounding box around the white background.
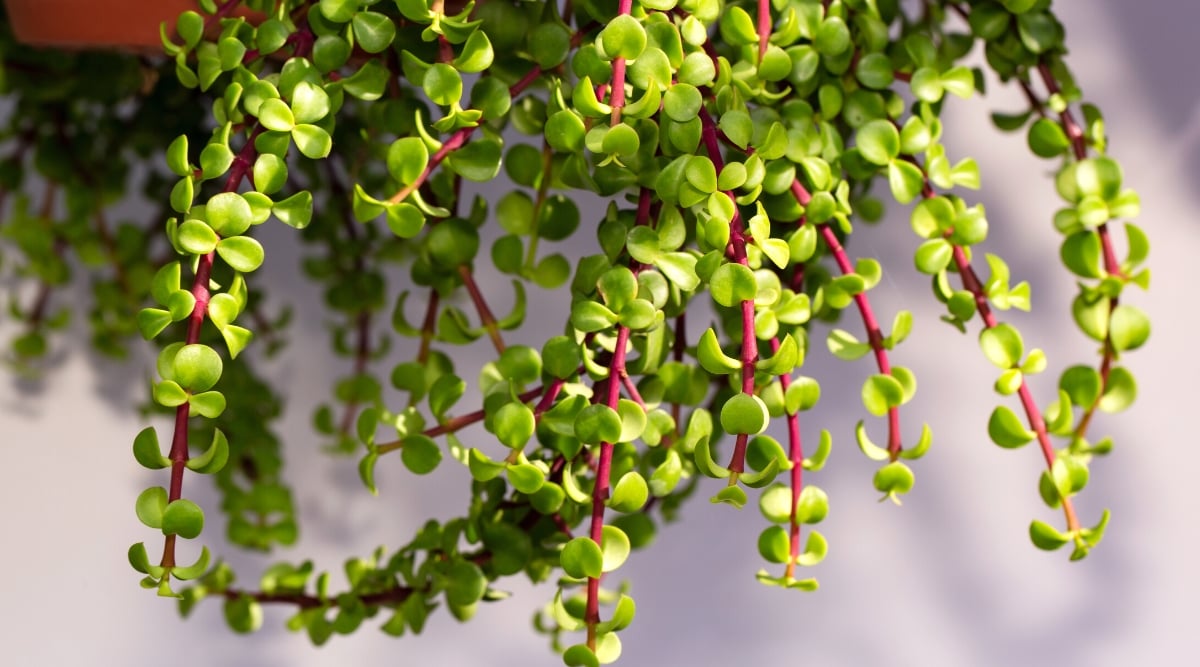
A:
[3,2,1197,665]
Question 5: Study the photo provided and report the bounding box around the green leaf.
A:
[758,525,790,563]
[1098,367,1137,413]
[1029,520,1070,551]
[649,449,683,496]
[574,404,622,445]
[137,309,174,340]
[167,134,190,175]
[136,486,168,529]
[199,142,234,181]
[400,435,442,474]
[273,191,314,229]
[224,596,263,634]
[529,22,570,69]
[1109,305,1150,351]
[561,537,603,580]
[446,137,502,182]
[352,11,396,54]
[292,124,333,159]
[987,405,1035,448]
[826,329,870,361]
[861,374,904,416]
[802,430,833,471]
[563,645,600,667]
[467,448,505,482]
[609,471,649,513]
[252,154,288,195]
[188,390,226,418]
[888,160,925,204]
[709,262,757,307]
[173,344,223,392]
[290,81,331,125]
[855,421,890,462]
[127,542,157,576]
[797,530,828,567]
[720,393,769,435]
[599,14,647,60]
[153,380,189,407]
[133,428,169,470]
[794,485,829,524]
[653,252,700,290]
[856,120,900,166]
[495,401,536,449]
[386,203,425,238]
[177,220,218,255]
[914,239,953,274]
[689,430,728,478]
[758,334,799,376]
[217,236,265,273]
[571,300,619,333]
[546,110,587,153]
[507,462,545,494]
[220,325,253,359]
[711,483,748,508]
[1027,118,1069,158]
[257,98,295,132]
[758,485,791,524]
[1060,231,1103,278]
[814,16,850,55]
[617,399,646,443]
[387,137,429,185]
[979,323,1024,369]
[856,52,895,90]
[187,429,230,474]
[206,192,253,237]
[898,424,933,461]
[162,499,204,539]
[873,462,915,503]
[663,84,702,123]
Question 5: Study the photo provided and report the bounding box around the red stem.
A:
[376,384,548,453]
[1034,62,1122,444]
[757,0,772,58]
[160,128,259,570]
[458,264,506,353]
[951,245,1080,533]
[698,107,761,476]
[816,224,902,457]
[585,325,631,650]
[770,337,805,578]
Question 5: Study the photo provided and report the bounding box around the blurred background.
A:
[2,1,1197,665]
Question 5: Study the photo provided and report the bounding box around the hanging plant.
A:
[0,0,1147,664]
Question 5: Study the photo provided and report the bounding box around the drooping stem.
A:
[951,245,1081,533]
[1035,61,1123,447]
[160,127,259,570]
[607,0,634,125]
[458,264,506,353]
[770,336,805,579]
[698,106,760,479]
[1035,63,1122,277]
[585,325,631,650]
[816,223,902,457]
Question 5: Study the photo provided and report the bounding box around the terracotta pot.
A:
[3,0,257,51]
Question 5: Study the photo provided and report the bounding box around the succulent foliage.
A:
[0,0,1146,663]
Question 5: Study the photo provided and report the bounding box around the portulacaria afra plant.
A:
[0,0,1146,664]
